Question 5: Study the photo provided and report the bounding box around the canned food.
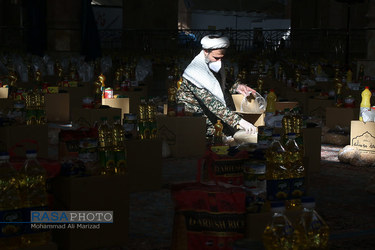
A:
[104,88,113,99]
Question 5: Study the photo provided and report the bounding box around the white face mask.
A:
[208,60,222,73]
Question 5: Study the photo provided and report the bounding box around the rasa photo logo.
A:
[30,211,113,230]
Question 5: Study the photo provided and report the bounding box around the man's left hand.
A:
[236,84,256,97]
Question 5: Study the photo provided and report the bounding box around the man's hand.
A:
[238,119,257,134]
[236,84,256,97]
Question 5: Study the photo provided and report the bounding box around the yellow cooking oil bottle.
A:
[297,197,330,249]
[0,152,23,250]
[112,115,126,175]
[359,86,371,121]
[284,133,305,210]
[20,150,51,247]
[282,108,292,144]
[98,117,116,175]
[263,201,301,250]
[266,89,277,114]
[265,134,290,202]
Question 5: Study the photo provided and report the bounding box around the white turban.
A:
[201,35,230,50]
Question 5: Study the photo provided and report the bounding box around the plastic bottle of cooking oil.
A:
[262,201,301,250]
[25,90,37,125]
[138,98,150,139]
[297,197,330,249]
[291,107,304,149]
[284,133,305,210]
[20,150,51,247]
[0,152,23,250]
[266,89,277,114]
[98,117,115,175]
[359,86,371,121]
[282,108,292,144]
[265,134,290,202]
[146,99,157,139]
[112,116,126,175]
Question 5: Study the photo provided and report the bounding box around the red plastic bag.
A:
[171,157,247,250]
[200,149,248,186]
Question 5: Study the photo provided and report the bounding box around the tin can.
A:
[104,88,113,99]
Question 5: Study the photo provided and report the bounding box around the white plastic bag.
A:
[240,92,267,113]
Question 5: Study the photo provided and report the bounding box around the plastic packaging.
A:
[359,86,371,121]
[240,91,267,113]
[0,152,23,249]
[263,201,301,249]
[297,197,330,249]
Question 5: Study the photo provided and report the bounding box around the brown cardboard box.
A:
[60,83,92,116]
[0,98,14,113]
[325,107,359,128]
[285,90,311,114]
[125,139,162,192]
[102,97,130,118]
[114,88,148,114]
[70,107,122,127]
[307,98,335,117]
[302,127,322,174]
[232,94,265,127]
[0,87,8,98]
[156,115,206,158]
[350,120,375,155]
[0,125,48,158]
[51,175,129,250]
[45,93,70,123]
[275,102,299,111]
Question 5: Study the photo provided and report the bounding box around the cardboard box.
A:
[350,120,375,154]
[45,93,70,123]
[114,88,148,114]
[70,107,122,127]
[0,98,14,113]
[0,87,9,98]
[102,97,130,118]
[275,102,299,111]
[307,98,335,117]
[60,83,92,116]
[51,175,129,250]
[125,139,162,192]
[156,115,206,158]
[325,107,359,128]
[285,90,311,114]
[0,125,48,158]
[302,127,322,174]
[232,94,265,127]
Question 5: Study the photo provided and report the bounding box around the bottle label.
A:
[289,177,305,198]
[0,208,24,238]
[266,179,290,201]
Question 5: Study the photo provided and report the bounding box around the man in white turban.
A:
[177,34,257,137]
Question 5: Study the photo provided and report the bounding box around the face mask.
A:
[208,60,222,73]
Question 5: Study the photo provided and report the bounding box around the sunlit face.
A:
[204,49,226,63]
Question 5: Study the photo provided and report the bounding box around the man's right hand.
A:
[238,119,257,134]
